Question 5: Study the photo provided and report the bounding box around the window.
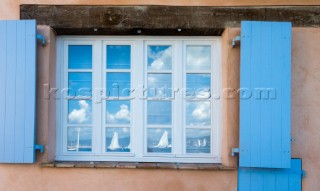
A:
[56,37,222,163]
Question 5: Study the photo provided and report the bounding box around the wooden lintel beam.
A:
[20,5,320,35]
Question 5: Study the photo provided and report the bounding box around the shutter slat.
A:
[24,20,37,163]
[251,170,264,190]
[250,21,262,167]
[271,23,283,168]
[0,21,6,162]
[263,172,276,190]
[281,23,292,167]
[14,21,27,162]
[239,21,252,166]
[275,171,289,191]
[260,22,272,167]
[4,21,17,162]
[240,21,291,168]
[0,20,37,163]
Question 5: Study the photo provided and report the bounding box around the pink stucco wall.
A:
[291,28,320,191]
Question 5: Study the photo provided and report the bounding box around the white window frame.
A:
[56,36,222,163]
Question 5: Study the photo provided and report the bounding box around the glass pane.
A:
[67,127,92,152]
[186,101,211,126]
[106,45,131,69]
[186,74,211,99]
[186,129,211,154]
[147,101,172,125]
[147,128,172,153]
[106,128,130,152]
[147,45,172,70]
[147,74,172,98]
[186,45,211,70]
[68,45,92,69]
[68,100,92,124]
[68,72,92,97]
[106,100,131,124]
[106,72,131,97]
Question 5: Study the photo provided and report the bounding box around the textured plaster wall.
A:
[221,28,240,168]
[0,0,19,20]
[0,166,237,191]
[291,28,320,191]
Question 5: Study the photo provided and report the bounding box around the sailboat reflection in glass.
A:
[186,129,211,153]
[106,128,131,152]
[67,127,92,152]
[147,128,172,153]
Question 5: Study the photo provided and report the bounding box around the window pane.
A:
[68,45,92,69]
[147,73,172,97]
[106,72,131,97]
[186,74,211,99]
[147,128,172,153]
[67,127,92,152]
[186,129,211,154]
[68,100,92,124]
[107,45,131,69]
[186,101,211,126]
[147,45,172,70]
[186,46,211,70]
[68,72,92,97]
[147,101,172,125]
[106,128,130,152]
[106,100,131,124]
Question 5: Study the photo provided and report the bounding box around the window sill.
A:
[40,162,236,170]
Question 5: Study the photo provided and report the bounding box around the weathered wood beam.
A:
[20,5,320,35]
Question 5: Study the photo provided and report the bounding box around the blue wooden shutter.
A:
[239,21,291,168]
[238,159,303,191]
[0,20,37,163]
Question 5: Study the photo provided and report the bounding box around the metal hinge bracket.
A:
[36,34,46,45]
[301,170,306,178]
[35,144,44,153]
[232,148,240,157]
[232,35,241,48]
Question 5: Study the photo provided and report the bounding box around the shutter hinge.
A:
[232,35,241,48]
[35,144,44,153]
[36,34,46,45]
[232,148,240,157]
[301,170,306,178]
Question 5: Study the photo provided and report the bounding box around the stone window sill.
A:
[41,162,236,170]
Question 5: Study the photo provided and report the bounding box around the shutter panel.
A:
[238,159,303,191]
[0,20,37,163]
[239,21,291,168]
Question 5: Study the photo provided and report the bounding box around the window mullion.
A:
[133,39,144,157]
[174,40,183,156]
[92,40,103,154]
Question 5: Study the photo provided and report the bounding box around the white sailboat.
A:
[67,130,78,151]
[108,132,121,150]
[197,139,201,147]
[154,130,171,148]
[202,138,207,147]
[76,128,81,151]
